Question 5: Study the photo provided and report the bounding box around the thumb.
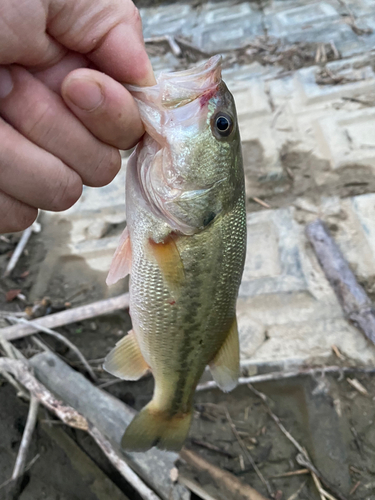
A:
[62,68,144,150]
[48,0,155,86]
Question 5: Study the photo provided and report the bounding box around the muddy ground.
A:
[1,228,375,499]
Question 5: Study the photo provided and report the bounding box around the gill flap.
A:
[148,234,185,292]
[209,317,240,392]
[106,227,132,286]
[103,330,149,381]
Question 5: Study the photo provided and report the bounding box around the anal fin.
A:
[209,317,240,392]
[104,330,149,380]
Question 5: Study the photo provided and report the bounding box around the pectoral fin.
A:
[106,227,132,286]
[103,330,149,380]
[148,234,185,292]
[209,317,240,392]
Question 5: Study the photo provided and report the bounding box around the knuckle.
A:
[22,99,55,143]
[129,4,142,28]
[88,147,121,187]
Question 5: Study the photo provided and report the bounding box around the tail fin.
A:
[121,402,192,452]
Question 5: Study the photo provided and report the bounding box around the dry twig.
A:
[190,438,235,458]
[287,480,308,500]
[11,396,39,481]
[222,405,273,498]
[252,197,271,209]
[271,469,309,478]
[196,365,375,392]
[145,35,182,57]
[7,316,97,382]
[180,448,269,500]
[0,293,130,341]
[347,378,368,396]
[306,220,375,345]
[3,224,36,278]
[248,385,348,500]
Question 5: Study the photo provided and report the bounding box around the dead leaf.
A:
[5,289,22,302]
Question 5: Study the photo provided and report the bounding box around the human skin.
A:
[0,0,155,233]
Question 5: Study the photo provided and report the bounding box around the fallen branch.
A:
[7,316,97,382]
[0,357,88,430]
[0,357,161,500]
[306,220,375,345]
[0,293,129,341]
[179,448,269,500]
[196,365,375,392]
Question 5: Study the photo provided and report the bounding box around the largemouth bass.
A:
[105,56,246,452]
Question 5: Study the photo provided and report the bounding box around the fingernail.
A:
[0,67,13,99]
[65,78,103,111]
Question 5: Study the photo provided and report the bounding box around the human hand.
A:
[0,0,155,233]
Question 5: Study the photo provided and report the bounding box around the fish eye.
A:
[213,112,234,137]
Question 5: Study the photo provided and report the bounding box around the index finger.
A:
[48,0,156,86]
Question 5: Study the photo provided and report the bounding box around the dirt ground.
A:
[1,227,375,499]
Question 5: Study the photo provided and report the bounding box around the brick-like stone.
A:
[268,2,340,34]
[238,194,375,368]
[141,4,197,38]
[314,108,375,169]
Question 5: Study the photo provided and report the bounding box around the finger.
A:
[0,190,38,234]
[48,0,155,86]
[0,65,121,187]
[62,68,143,149]
[0,0,65,68]
[0,116,82,211]
[33,52,89,94]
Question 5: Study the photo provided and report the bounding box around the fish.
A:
[104,55,247,452]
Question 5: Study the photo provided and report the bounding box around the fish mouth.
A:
[127,55,222,109]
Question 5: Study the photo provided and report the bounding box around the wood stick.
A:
[306,220,375,345]
[190,438,235,458]
[7,316,97,382]
[88,426,161,500]
[196,365,375,392]
[180,448,270,500]
[11,396,39,481]
[0,357,161,500]
[3,225,33,278]
[0,293,129,341]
